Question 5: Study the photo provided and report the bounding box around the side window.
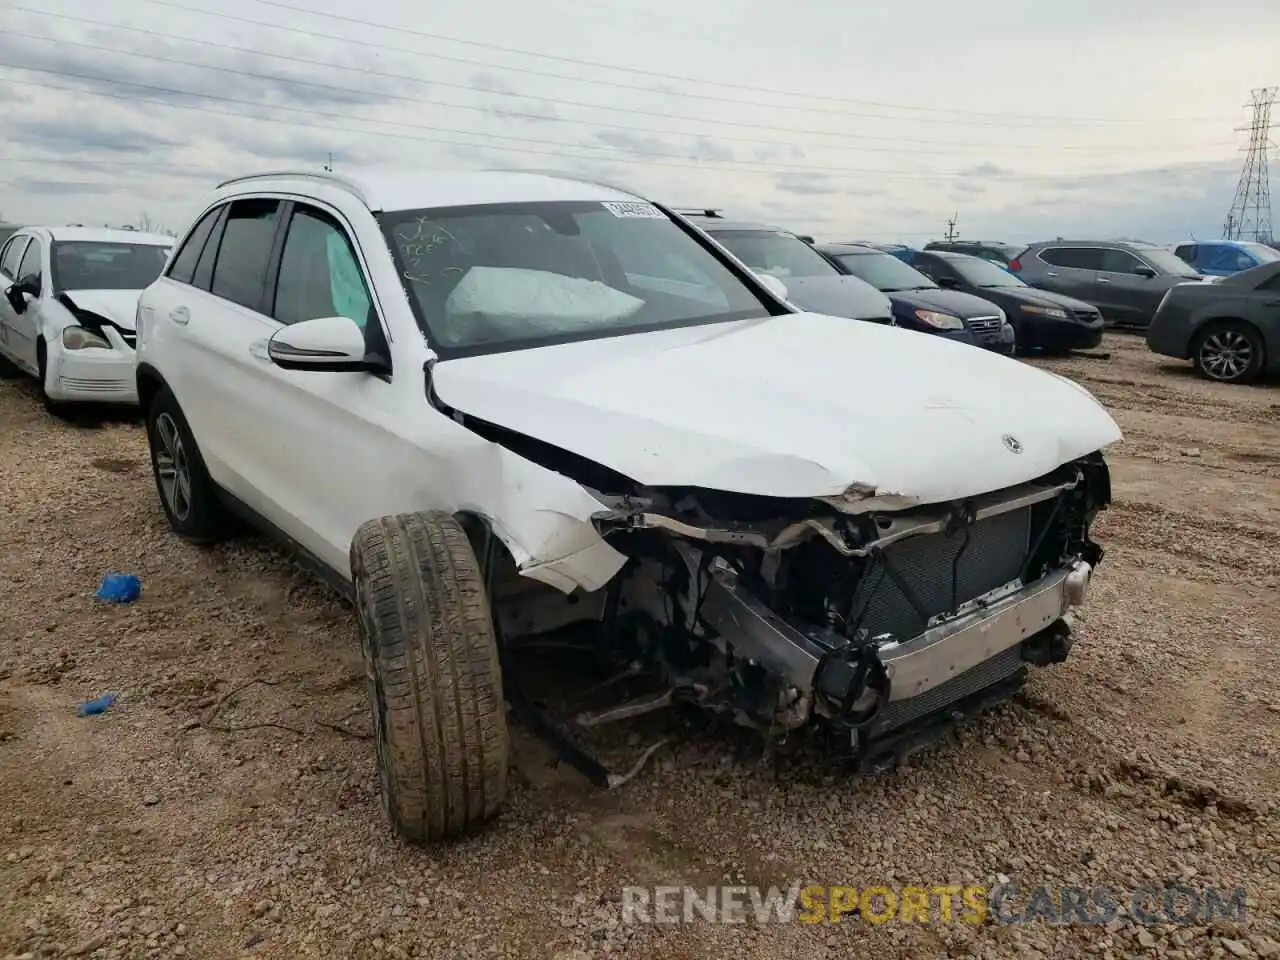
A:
[1098,248,1144,274]
[272,205,372,328]
[16,239,42,290]
[167,207,221,285]
[1038,247,1104,270]
[210,198,281,311]
[0,236,27,278]
[192,206,227,292]
[1174,244,1194,264]
[1257,272,1280,292]
[1229,249,1257,272]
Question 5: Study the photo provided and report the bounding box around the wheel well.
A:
[452,509,604,640]
[1192,317,1266,360]
[136,364,165,415]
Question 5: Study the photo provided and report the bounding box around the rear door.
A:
[1091,247,1161,323]
[1031,246,1102,300]
[0,233,31,368]
[150,196,288,515]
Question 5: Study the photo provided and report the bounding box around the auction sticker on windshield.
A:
[602,201,665,219]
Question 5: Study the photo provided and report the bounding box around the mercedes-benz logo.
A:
[1002,434,1023,454]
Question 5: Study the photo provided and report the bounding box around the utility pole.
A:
[323,152,333,172]
[943,213,959,242]
[1223,86,1276,243]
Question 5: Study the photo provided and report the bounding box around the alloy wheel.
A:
[1199,329,1253,382]
[154,412,193,521]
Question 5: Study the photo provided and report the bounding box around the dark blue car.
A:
[816,243,1015,354]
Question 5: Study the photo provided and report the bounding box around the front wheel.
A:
[35,339,70,419]
[1192,321,1265,385]
[350,512,509,845]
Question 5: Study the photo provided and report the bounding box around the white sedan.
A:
[0,226,173,412]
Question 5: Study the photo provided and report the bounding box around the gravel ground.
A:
[1,333,1278,960]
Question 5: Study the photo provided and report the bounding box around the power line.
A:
[0,65,1146,183]
[132,0,1230,128]
[10,11,1235,155]
[1223,86,1276,243]
[9,27,1235,163]
[221,0,1231,126]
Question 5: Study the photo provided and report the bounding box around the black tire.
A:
[350,512,509,845]
[1192,320,1265,385]
[144,385,233,542]
[35,339,71,419]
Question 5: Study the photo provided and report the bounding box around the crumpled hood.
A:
[58,289,143,330]
[774,275,894,322]
[432,311,1122,505]
[886,287,1005,319]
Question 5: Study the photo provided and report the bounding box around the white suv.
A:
[135,169,1120,845]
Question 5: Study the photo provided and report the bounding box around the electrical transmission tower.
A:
[1223,86,1276,243]
[944,213,959,242]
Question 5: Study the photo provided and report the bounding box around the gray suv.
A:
[1010,240,1203,329]
[675,210,895,325]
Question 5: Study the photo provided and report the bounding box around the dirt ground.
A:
[1,333,1278,960]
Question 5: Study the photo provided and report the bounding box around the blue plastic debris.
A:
[77,693,117,716]
[95,573,141,604]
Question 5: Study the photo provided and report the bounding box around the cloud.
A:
[774,172,838,196]
[958,162,1013,179]
[0,0,1262,242]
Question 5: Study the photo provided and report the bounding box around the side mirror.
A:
[1133,266,1156,278]
[267,316,385,373]
[936,276,961,289]
[4,285,26,313]
[755,272,789,301]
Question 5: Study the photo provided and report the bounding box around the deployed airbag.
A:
[445,266,645,337]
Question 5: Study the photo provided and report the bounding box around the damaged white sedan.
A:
[134,170,1119,845]
[0,226,173,412]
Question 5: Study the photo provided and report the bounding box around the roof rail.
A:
[670,208,724,218]
[215,170,370,205]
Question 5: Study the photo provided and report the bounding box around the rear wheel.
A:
[350,512,509,844]
[144,386,234,542]
[1192,321,1265,385]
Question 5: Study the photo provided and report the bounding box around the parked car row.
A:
[0,168,1120,848]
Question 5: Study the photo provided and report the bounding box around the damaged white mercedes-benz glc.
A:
[134,170,1119,844]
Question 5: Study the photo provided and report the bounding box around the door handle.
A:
[249,339,270,360]
[169,306,190,325]
[1097,277,1111,283]
[1045,272,1058,277]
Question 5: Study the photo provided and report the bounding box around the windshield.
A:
[1135,248,1202,278]
[951,257,1028,287]
[51,241,171,292]
[1240,242,1280,264]
[832,251,936,292]
[378,200,770,356]
[708,229,840,280]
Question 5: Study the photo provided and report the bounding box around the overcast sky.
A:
[0,0,1275,244]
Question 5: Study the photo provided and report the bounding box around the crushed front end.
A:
[592,452,1111,769]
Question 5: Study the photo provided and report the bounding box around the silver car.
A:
[1010,240,1203,329]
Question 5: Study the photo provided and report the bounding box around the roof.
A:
[815,242,880,256]
[1022,238,1160,250]
[924,251,990,262]
[213,168,645,212]
[46,226,173,245]
[683,214,796,234]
